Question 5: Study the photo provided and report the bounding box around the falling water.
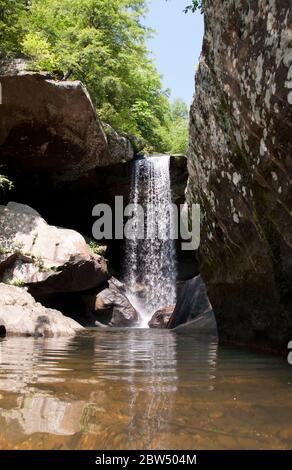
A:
[124,155,177,327]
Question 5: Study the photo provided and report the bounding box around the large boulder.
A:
[0,62,134,182]
[0,202,108,297]
[168,276,217,333]
[187,0,292,349]
[0,283,83,337]
[148,305,175,329]
[84,277,139,327]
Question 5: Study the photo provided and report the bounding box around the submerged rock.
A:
[148,305,175,329]
[84,277,139,327]
[0,202,108,298]
[187,0,292,349]
[0,283,83,337]
[168,276,217,333]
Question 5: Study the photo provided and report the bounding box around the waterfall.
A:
[124,155,177,327]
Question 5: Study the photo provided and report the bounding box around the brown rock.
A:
[187,0,292,349]
[278,428,292,442]
[103,124,134,165]
[148,306,175,329]
[0,62,134,182]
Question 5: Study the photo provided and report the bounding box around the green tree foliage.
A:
[165,1,205,14]
[0,0,28,58]
[158,98,189,154]
[0,174,13,192]
[184,1,205,13]
[20,0,172,150]
[0,0,190,152]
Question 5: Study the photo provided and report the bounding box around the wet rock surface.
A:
[187,0,292,349]
[148,305,175,329]
[84,277,139,327]
[0,283,83,337]
[168,275,217,333]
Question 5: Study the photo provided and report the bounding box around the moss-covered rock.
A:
[187,0,292,351]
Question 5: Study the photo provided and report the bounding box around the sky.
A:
[145,0,204,106]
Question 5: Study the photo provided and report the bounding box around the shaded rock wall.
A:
[0,63,134,183]
[168,275,217,333]
[2,155,193,279]
[187,0,292,350]
[0,63,135,278]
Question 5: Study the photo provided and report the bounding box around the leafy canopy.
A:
[0,0,190,153]
[184,1,205,13]
[0,0,28,58]
[158,98,189,154]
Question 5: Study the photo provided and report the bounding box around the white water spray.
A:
[124,155,177,327]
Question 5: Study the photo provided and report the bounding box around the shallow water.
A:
[0,329,292,450]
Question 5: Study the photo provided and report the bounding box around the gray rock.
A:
[85,277,139,327]
[0,202,108,297]
[104,124,134,164]
[0,283,83,337]
[187,0,292,349]
[168,276,217,333]
[174,311,218,334]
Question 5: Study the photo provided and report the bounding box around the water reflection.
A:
[0,330,291,449]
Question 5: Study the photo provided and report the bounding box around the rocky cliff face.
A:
[0,61,134,183]
[187,0,292,350]
[0,61,136,275]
